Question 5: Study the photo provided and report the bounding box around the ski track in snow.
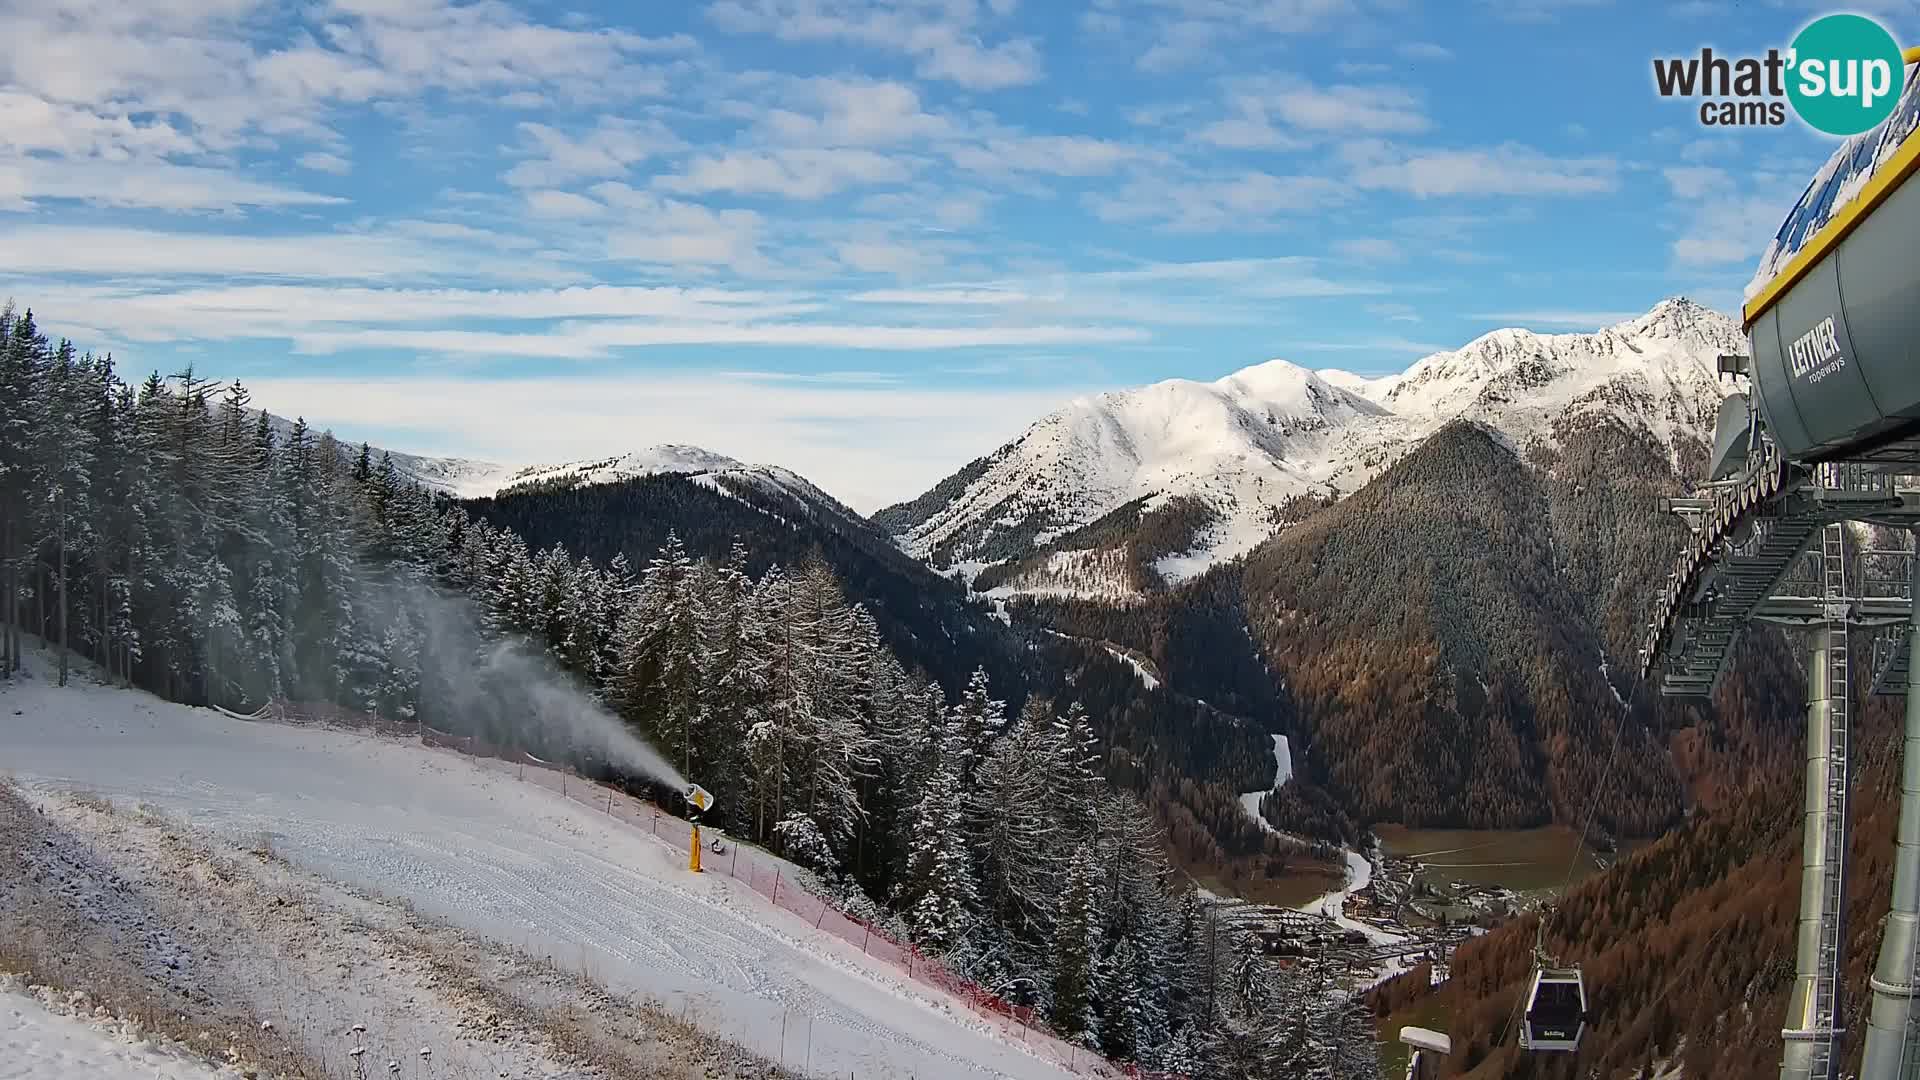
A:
[0,674,1077,1080]
[2,983,229,1080]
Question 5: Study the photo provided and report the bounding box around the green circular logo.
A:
[1787,14,1907,136]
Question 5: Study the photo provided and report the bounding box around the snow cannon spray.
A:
[403,585,688,790]
[684,783,715,873]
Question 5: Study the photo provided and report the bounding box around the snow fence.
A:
[254,703,1187,1080]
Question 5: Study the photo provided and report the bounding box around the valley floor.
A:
[0,653,1081,1080]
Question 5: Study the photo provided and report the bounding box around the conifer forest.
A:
[0,307,1381,1078]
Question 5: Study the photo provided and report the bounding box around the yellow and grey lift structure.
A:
[1641,45,1920,1080]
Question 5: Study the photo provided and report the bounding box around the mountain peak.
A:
[1214,356,1314,389]
[883,295,1741,599]
[1614,296,1739,344]
[487,444,748,497]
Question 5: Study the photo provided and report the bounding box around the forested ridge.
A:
[1018,417,1718,839]
[463,467,1028,701]
[971,494,1221,596]
[467,452,1335,898]
[1416,670,1900,1079]
[0,307,1378,1078]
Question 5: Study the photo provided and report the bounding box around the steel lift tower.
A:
[1643,53,1920,1080]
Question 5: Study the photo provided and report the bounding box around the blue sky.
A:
[1,0,1905,508]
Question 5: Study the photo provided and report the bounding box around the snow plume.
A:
[397,583,688,791]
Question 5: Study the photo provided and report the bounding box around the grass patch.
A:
[68,790,116,816]
[0,779,329,1080]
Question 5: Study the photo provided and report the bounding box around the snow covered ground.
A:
[0,664,1081,1080]
[1232,732,1403,948]
[2,980,228,1080]
[1235,733,1291,826]
[1104,645,1161,690]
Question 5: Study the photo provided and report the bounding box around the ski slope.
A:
[0,671,1080,1080]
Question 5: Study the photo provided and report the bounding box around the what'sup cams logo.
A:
[1653,13,1908,135]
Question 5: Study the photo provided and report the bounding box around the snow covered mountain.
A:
[877,298,1743,598]
[482,444,861,520]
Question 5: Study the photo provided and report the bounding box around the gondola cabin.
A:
[1401,1027,1450,1080]
[1520,967,1587,1052]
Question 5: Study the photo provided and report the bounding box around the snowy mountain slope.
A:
[463,454,1033,704]
[491,444,745,494]
[880,298,1740,597]
[0,665,1079,1080]
[254,410,508,497]
[476,443,861,525]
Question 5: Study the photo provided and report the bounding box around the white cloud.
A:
[1192,115,1306,151]
[658,147,912,199]
[1090,171,1347,230]
[503,117,680,188]
[949,135,1149,176]
[856,187,995,229]
[1397,41,1452,60]
[242,371,1102,511]
[289,320,1150,357]
[1349,143,1618,197]
[0,225,582,282]
[525,189,606,218]
[21,282,816,343]
[1093,0,1387,72]
[594,183,768,267]
[1663,165,1730,200]
[297,151,353,174]
[705,0,1042,89]
[1270,82,1428,133]
[0,91,199,158]
[1136,19,1220,73]
[1479,0,1611,22]
[836,235,945,275]
[1191,77,1426,151]
[852,287,1029,305]
[1333,237,1403,262]
[844,257,1395,330]
[4,0,692,156]
[1671,194,1788,266]
[761,77,949,145]
[0,157,343,212]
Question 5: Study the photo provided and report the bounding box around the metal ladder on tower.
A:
[1811,520,1854,1080]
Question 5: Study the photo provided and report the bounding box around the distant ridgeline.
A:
[0,307,1380,1080]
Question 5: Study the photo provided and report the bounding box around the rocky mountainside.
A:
[878,298,1744,600]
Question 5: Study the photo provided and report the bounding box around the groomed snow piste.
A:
[0,669,1080,1080]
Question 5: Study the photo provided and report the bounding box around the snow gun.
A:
[684,783,714,873]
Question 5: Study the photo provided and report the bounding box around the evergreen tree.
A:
[1051,846,1100,1044]
[897,703,981,954]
